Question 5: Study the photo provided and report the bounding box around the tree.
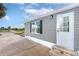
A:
[0,3,6,19]
[1,27,4,30]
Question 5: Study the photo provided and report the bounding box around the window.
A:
[57,16,69,32]
[36,21,41,33]
[63,16,69,32]
[30,20,42,34]
[31,22,36,33]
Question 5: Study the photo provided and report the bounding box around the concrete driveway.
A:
[0,32,49,56]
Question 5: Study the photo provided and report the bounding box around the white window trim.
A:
[31,20,41,34]
[31,22,35,33]
[57,16,69,32]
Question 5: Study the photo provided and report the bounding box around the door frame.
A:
[56,11,74,50]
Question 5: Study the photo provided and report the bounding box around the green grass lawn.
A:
[0,29,25,36]
[11,29,24,36]
[0,30,9,32]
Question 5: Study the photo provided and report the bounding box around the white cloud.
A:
[25,3,39,9]
[24,8,53,19]
[20,24,24,28]
[24,8,54,19]
[11,24,24,28]
[24,15,30,19]
[2,15,10,20]
[19,3,54,19]
[20,3,39,10]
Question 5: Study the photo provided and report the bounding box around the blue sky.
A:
[0,3,71,28]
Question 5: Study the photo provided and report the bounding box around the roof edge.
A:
[26,4,79,23]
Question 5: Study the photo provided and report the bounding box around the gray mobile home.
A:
[25,4,79,51]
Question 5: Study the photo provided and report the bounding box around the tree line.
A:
[0,26,24,31]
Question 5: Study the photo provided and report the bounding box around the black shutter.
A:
[30,22,31,32]
[40,20,42,34]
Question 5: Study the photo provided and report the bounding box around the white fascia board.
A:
[25,36,55,48]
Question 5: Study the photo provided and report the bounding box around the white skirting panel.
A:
[25,36,55,48]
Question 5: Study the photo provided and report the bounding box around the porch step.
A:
[49,45,78,56]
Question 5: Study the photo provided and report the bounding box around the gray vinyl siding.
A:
[25,15,56,43]
[74,7,79,51]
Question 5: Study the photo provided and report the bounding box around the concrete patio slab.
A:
[0,32,49,56]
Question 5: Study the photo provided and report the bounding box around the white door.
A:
[57,12,74,50]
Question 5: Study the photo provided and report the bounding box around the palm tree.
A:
[0,3,6,19]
